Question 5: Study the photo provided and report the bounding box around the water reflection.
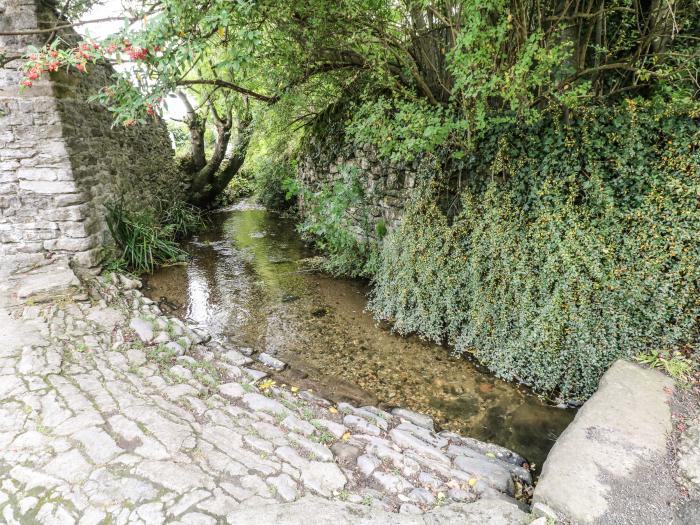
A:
[145,201,574,472]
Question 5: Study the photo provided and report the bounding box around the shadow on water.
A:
[145,200,575,473]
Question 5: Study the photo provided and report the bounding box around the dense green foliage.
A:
[298,168,380,278]
[369,103,700,398]
[105,201,204,273]
[20,0,700,395]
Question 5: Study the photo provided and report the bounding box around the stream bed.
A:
[145,201,575,473]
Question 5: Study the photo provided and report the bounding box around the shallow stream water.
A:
[145,201,574,473]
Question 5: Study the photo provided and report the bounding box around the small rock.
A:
[391,408,434,432]
[300,461,347,496]
[243,368,268,382]
[242,393,291,417]
[257,352,286,371]
[409,488,435,505]
[399,503,422,515]
[447,488,475,502]
[344,415,380,436]
[129,318,154,343]
[372,471,413,494]
[418,472,443,490]
[165,341,185,356]
[311,419,347,439]
[330,442,362,466]
[357,454,381,476]
[282,415,315,436]
[119,274,142,290]
[222,349,253,366]
[219,383,246,399]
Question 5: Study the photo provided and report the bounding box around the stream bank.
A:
[145,201,574,472]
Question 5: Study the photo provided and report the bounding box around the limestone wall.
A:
[298,138,418,235]
[0,0,184,269]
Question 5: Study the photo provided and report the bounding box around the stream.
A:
[144,201,575,473]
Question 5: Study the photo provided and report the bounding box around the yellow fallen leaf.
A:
[485,452,496,458]
[468,478,477,487]
[291,386,299,393]
[341,432,350,441]
[328,407,338,414]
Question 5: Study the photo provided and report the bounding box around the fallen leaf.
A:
[341,431,350,441]
[328,407,338,414]
[468,478,477,487]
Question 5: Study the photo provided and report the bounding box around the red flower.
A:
[106,43,118,54]
[127,47,149,61]
[26,68,40,80]
[47,61,60,72]
[21,80,33,87]
[50,50,59,58]
[76,63,87,73]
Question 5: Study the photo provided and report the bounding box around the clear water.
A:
[145,201,574,473]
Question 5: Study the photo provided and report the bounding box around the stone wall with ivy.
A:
[0,0,184,269]
[297,134,418,236]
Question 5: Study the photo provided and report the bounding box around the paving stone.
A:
[391,408,434,431]
[357,454,381,476]
[267,473,298,502]
[243,434,274,455]
[218,382,246,399]
[300,461,347,497]
[275,446,309,470]
[448,488,476,502]
[409,487,435,505]
[311,419,346,439]
[242,393,291,417]
[343,414,381,436]
[135,461,213,492]
[72,426,122,464]
[180,512,217,525]
[372,471,414,494]
[43,449,92,483]
[129,318,154,343]
[168,489,212,517]
[418,471,443,490]
[289,433,334,461]
[282,415,315,436]
[399,503,422,514]
[389,428,450,464]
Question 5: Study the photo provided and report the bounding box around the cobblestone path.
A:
[0,264,531,524]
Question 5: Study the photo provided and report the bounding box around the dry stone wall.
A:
[0,0,184,270]
[298,139,418,235]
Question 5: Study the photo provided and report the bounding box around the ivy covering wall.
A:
[365,102,699,399]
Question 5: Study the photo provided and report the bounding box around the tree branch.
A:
[177,79,276,103]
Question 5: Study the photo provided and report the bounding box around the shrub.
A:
[105,201,187,273]
[156,199,206,240]
[369,101,700,400]
[298,167,379,278]
[252,157,297,211]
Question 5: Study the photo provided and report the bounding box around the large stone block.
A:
[19,179,78,194]
[532,360,673,523]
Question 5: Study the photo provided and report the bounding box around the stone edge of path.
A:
[532,359,677,523]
